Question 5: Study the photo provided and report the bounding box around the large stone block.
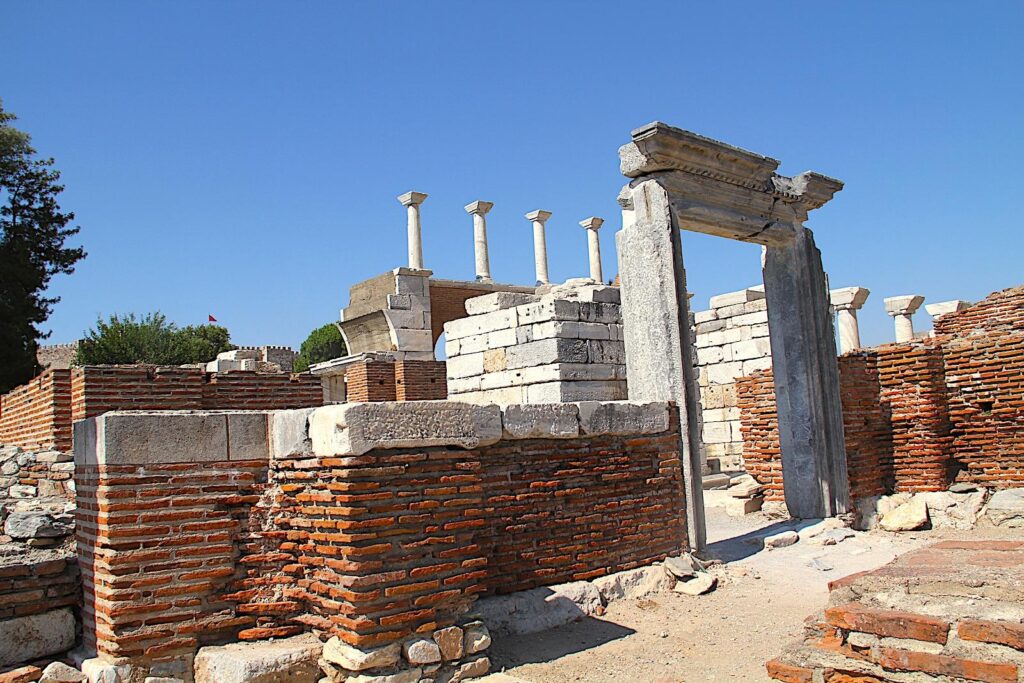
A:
[445,309,518,340]
[446,353,485,379]
[577,401,670,435]
[515,299,580,326]
[269,408,316,458]
[464,291,537,315]
[587,340,625,365]
[193,634,322,683]
[526,380,626,403]
[0,608,76,667]
[501,404,580,439]
[309,402,502,455]
[709,286,764,309]
[505,338,588,369]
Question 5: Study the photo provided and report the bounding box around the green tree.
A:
[75,312,234,365]
[0,100,85,392]
[293,323,346,372]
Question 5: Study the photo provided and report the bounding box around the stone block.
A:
[501,404,580,439]
[725,496,764,516]
[402,639,441,665]
[693,309,717,324]
[730,339,769,361]
[457,334,488,355]
[309,402,502,456]
[705,362,743,385]
[505,338,588,369]
[486,328,517,349]
[446,376,482,394]
[526,381,626,403]
[577,401,670,436]
[462,622,491,655]
[391,328,433,352]
[227,412,270,461]
[347,669,421,683]
[446,353,485,379]
[556,363,619,382]
[0,608,76,667]
[433,626,464,661]
[579,302,621,324]
[984,489,1024,528]
[587,340,625,365]
[445,338,460,357]
[322,638,400,671]
[709,286,764,309]
[729,310,770,327]
[384,309,427,331]
[393,271,429,295]
[455,386,527,406]
[386,294,411,310]
[696,346,723,365]
[465,292,537,315]
[482,348,507,372]
[194,633,322,683]
[701,422,731,444]
[515,299,580,325]
[270,408,316,458]
[748,323,771,338]
[445,309,518,340]
[742,357,773,376]
[593,565,674,603]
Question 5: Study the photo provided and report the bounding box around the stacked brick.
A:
[200,372,322,410]
[394,360,448,401]
[933,285,1024,336]
[445,286,627,405]
[767,540,1024,683]
[70,366,204,422]
[735,371,782,501]
[0,555,79,621]
[0,370,73,452]
[344,359,399,402]
[693,286,772,472]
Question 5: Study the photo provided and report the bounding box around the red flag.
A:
[208,315,217,322]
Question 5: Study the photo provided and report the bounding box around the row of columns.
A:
[830,287,971,350]
[397,191,605,285]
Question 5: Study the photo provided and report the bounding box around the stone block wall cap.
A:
[884,295,925,315]
[925,300,971,317]
[576,401,671,436]
[830,286,871,309]
[579,217,604,230]
[397,191,428,206]
[392,267,433,277]
[464,201,494,215]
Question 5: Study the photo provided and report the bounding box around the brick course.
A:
[0,555,79,621]
[0,370,73,452]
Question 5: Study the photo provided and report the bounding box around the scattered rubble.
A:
[764,530,799,549]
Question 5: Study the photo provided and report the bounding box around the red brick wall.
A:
[0,370,72,452]
[934,286,1024,337]
[70,366,205,423]
[0,556,79,621]
[344,360,398,402]
[394,360,448,401]
[200,372,323,410]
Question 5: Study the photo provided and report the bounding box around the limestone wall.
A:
[445,283,627,405]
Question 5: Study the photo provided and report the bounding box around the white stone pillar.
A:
[397,191,427,270]
[525,210,552,285]
[579,216,604,283]
[464,201,494,282]
[925,300,970,320]
[884,295,925,342]
[829,286,870,353]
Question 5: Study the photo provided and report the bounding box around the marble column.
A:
[829,287,870,353]
[525,210,552,285]
[884,295,925,342]
[464,201,494,282]
[397,191,427,270]
[579,217,604,283]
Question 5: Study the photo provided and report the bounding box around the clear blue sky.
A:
[4,2,1021,350]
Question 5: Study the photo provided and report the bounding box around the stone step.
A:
[702,473,731,490]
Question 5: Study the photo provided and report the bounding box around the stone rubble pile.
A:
[855,485,1024,532]
[0,445,75,500]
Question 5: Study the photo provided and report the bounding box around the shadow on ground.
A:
[488,616,635,668]
[702,518,822,563]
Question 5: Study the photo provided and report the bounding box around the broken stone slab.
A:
[918,490,986,530]
[193,633,322,683]
[816,528,856,546]
[0,607,76,668]
[0,666,43,683]
[879,496,929,532]
[500,404,579,439]
[984,488,1024,528]
[462,622,491,655]
[441,656,490,683]
[4,511,75,539]
[402,639,442,665]
[270,408,317,458]
[472,581,602,636]
[797,517,847,541]
[576,401,669,436]
[309,402,502,456]
[465,292,538,315]
[702,473,731,490]
[673,573,717,595]
[433,626,464,661]
[321,637,400,671]
[593,565,674,603]
[727,474,762,498]
[346,668,422,683]
[949,482,980,493]
[663,554,702,580]
[725,496,764,517]
[764,530,799,549]
[39,662,87,682]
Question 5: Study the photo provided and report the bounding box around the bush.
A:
[75,312,234,365]
[293,323,346,372]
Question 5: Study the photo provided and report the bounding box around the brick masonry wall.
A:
[70,366,205,423]
[394,360,448,401]
[200,372,322,410]
[0,554,79,621]
[0,370,72,452]
[933,285,1024,337]
[344,360,398,402]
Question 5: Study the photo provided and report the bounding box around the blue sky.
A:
[3,1,1022,350]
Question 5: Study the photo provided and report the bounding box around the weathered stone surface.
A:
[465,292,537,315]
[446,656,490,683]
[39,662,87,682]
[193,634,322,683]
[143,678,184,683]
[985,489,1024,527]
[577,401,669,436]
[663,555,701,580]
[79,657,134,683]
[4,511,74,539]
[764,530,799,549]
[402,639,441,665]
[919,491,986,530]
[462,622,491,655]
[500,404,579,439]
[880,496,929,532]
[673,573,717,595]
[321,637,399,671]
[310,402,502,456]
[0,608,76,667]
[593,565,674,603]
[0,666,43,683]
[269,408,316,458]
[473,581,602,636]
[724,496,763,517]
[347,669,422,683]
[433,626,464,661]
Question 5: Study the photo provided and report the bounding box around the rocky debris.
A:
[663,554,702,580]
[918,490,987,529]
[984,488,1024,527]
[0,665,43,682]
[673,573,717,596]
[727,474,762,498]
[4,512,74,540]
[0,608,76,668]
[462,622,491,655]
[38,662,87,682]
[443,656,490,682]
[816,528,856,545]
[433,626,465,661]
[764,530,799,549]
[594,565,673,603]
[402,639,442,665]
[321,638,400,671]
[473,581,602,636]
[725,496,764,517]
[193,633,322,683]
[879,496,929,531]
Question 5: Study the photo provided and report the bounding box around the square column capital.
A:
[884,294,925,316]
[830,286,870,310]
[579,216,604,231]
[464,200,493,216]
[397,191,428,207]
[925,300,971,317]
[525,209,552,223]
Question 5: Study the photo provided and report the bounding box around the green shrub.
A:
[75,312,234,365]
[293,323,346,372]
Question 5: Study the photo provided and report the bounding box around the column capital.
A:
[884,294,925,317]
[397,191,428,207]
[830,286,870,311]
[579,216,604,231]
[464,200,493,216]
[925,300,971,317]
[525,209,552,224]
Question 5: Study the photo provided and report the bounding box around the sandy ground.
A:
[482,506,1024,683]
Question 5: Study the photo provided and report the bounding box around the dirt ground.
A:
[482,506,1024,683]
